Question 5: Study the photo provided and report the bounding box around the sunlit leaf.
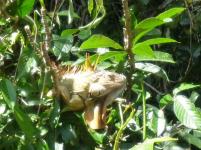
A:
[17,0,35,17]
[132,44,154,57]
[173,95,201,129]
[135,62,169,81]
[135,51,175,63]
[159,94,173,108]
[88,0,94,14]
[173,83,200,95]
[88,128,105,144]
[138,38,178,46]
[135,17,164,31]
[156,8,185,21]
[80,34,123,50]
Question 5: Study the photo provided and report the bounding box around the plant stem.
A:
[113,105,135,150]
[121,0,135,99]
[141,82,146,140]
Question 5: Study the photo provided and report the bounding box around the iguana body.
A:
[58,57,126,129]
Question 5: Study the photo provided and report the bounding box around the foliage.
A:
[1,0,201,149]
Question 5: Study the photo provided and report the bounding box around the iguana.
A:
[58,55,126,129]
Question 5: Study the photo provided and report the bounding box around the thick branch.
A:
[121,0,135,99]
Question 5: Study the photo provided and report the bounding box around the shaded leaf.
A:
[130,137,177,150]
[173,95,201,129]
[0,79,16,109]
[80,34,123,50]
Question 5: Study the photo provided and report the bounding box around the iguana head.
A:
[58,54,126,129]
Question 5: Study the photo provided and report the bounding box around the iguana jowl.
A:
[58,57,126,129]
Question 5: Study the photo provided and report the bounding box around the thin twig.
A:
[113,105,135,150]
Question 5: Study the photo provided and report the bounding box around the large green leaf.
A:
[173,83,200,95]
[135,17,164,32]
[80,34,123,50]
[135,51,175,63]
[156,7,185,21]
[17,0,35,17]
[138,38,178,46]
[0,79,16,109]
[132,44,154,57]
[173,95,201,129]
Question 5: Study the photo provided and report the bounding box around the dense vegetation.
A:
[1,0,201,149]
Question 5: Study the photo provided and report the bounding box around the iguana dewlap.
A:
[58,68,126,129]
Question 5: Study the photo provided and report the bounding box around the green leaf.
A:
[17,0,35,17]
[180,131,201,149]
[173,83,200,95]
[147,107,166,136]
[0,79,16,109]
[135,51,175,63]
[130,137,177,150]
[88,0,94,14]
[80,34,123,50]
[159,94,173,108]
[156,7,185,21]
[14,104,38,138]
[90,51,126,63]
[88,129,105,144]
[135,17,164,32]
[138,38,178,46]
[173,95,201,129]
[61,29,79,37]
[135,62,169,81]
[132,44,154,57]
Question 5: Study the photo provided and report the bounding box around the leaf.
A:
[156,7,185,21]
[68,0,75,24]
[14,104,38,138]
[173,95,201,129]
[88,129,105,144]
[147,107,166,136]
[159,94,173,108]
[130,137,177,150]
[0,79,16,109]
[90,51,127,63]
[88,0,94,14]
[135,17,164,32]
[80,34,123,50]
[132,44,154,57]
[138,38,178,46]
[189,91,200,103]
[61,29,79,37]
[173,83,200,95]
[17,0,35,17]
[135,51,175,63]
[179,131,201,149]
[135,62,169,81]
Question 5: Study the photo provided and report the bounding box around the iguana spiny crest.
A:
[58,54,126,129]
